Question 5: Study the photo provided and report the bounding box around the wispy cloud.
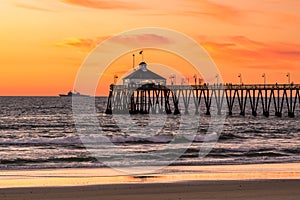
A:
[53,36,109,51]
[228,36,264,48]
[182,0,300,27]
[200,35,300,70]
[111,33,173,46]
[59,0,141,10]
[182,0,243,22]
[53,34,174,51]
[13,3,54,12]
[228,36,300,60]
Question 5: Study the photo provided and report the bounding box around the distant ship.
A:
[59,90,89,97]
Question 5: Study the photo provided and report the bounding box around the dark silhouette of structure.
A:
[122,62,166,86]
[106,83,300,117]
[106,55,299,117]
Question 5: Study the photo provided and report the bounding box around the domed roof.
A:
[123,63,166,80]
[139,62,147,71]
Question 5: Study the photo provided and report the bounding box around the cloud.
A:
[199,35,300,70]
[228,36,264,48]
[182,0,243,22]
[59,0,141,10]
[53,36,109,51]
[205,35,300,59]
[54,33,300,71]
[111,34,173,46]
[13,3,54,12]
[182,0,300,27]
[266,43,300,60]
[54,34,173,51]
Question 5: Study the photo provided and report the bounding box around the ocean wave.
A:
[0,135,177,145]
[110,135,174,143]
[219,133,246,140]
[0,124,73,130]
[0,137,82,145]
[0,157,97,165]
[183,132,219,142]
[282,148,300,155]
[244,151,289,157]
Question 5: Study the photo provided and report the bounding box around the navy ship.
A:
[59,90,89,97]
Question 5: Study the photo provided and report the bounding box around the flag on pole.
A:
[139,50,144,61]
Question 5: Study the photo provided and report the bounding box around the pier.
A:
[105,83,300,117]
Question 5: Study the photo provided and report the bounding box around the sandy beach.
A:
[1,163,300,200]
[1,180,300,200]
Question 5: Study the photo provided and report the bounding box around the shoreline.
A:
[1,163,300,200]
[1,163,299,188]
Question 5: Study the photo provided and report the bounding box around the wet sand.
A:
[0,163,300,200]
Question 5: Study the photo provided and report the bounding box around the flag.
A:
[139,50,143,55]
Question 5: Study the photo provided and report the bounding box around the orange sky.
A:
[0,0,299,96]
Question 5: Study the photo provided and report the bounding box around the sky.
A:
[0,0,299,96]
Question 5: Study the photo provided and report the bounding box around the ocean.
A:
[0,96,299,170]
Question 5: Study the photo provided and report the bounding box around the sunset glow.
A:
[1,0,299,96]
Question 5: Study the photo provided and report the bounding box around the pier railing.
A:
[111,84,300,90]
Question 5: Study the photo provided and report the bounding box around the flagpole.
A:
[132,54,135,70]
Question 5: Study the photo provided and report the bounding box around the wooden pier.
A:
[105,83,300,117]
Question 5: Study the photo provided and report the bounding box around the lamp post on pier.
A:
[238,73,242,84]
[199,78,203,85]
[193,74,197,85]
[170,74,176,85]
[215,74,219,85]
[262,73,266,85]
[287,73,291,84]
[114,75,119,85]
